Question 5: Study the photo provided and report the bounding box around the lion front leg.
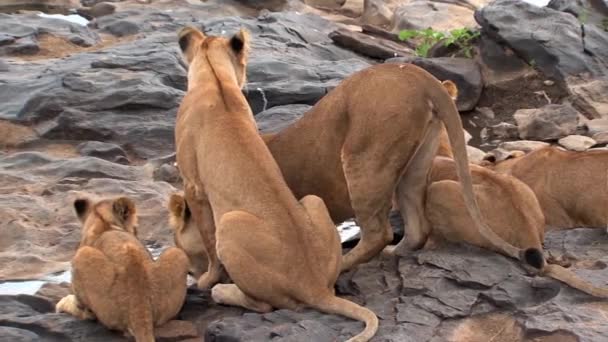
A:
[184,185,225,289]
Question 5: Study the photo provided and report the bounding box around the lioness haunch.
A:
[55,196,189,342]
[174,26,377,341]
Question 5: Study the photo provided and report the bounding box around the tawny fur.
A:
[258,63,531,268]
[55,196,189,342]
[486,146,608,230]
[174,26,378,342]
[426,157,608,298]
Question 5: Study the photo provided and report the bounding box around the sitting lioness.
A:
[487,146,608,230]
[55,196,189,342]
[175,27,378,341]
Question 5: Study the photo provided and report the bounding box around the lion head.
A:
[73,196,138,247]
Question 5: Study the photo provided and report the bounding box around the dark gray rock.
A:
[386,56,482,111]
[256,104,310,134]
[77,2,117,20]
[328,28,414,60]
[475,0,608,82]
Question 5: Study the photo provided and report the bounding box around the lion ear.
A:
[178,26,206,64]
[441,80,458,101]
[74,198,91,222]
[112,197,136,224]
[168,194,185,219]
[230,29,250,59]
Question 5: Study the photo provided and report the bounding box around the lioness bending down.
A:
[259,63,536,270]
[487,146,608,230]
[55,196,189,342]
[175,27,377,341]
[426,157,608,298]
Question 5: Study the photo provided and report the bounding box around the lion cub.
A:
[55,196,189,342]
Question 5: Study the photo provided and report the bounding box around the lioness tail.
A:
[312,295,378,342]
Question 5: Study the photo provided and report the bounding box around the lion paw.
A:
[56,295,95,320]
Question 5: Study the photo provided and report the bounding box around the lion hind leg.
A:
[149,247,189,325]
[391,120,442,255]
[340,153,400,272]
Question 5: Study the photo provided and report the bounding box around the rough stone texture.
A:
[4,229,606,341]
[476,0,608,83]
[514,104,580,141]
[392,0,480,32]
[498,140,550,153]
[256,104,311,134]
[585,118,608,136]
[487,122,518,140]
[386,56,482,111]
[0,13,100,56]
[548,0,608,33]
[558,134,596,151]
[568,77,608,119]
[76,141,129,164]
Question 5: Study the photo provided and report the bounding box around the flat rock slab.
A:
[2,229,607,341]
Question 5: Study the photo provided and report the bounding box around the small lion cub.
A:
[56,196,189,342]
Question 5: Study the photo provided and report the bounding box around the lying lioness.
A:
[174,27,377,341]
[426,157,608,297]
[487,146,608,230]
[55,196,189,342]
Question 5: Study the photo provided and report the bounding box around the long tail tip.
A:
[523,248,545,269]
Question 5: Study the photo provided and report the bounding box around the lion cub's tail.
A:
[524,248,608,298]
[123,244,155,342]
[312,295,378,342]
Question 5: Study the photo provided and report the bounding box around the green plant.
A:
[602,18,608,32]
[398,27,479,58]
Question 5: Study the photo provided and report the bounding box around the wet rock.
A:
[558,135,596,151]
[386,56,482,111]
[476,0,608,82]
[76,141,129,164]
[498,140,550,153]
[514,104,580,141]
[329,28,414,60]
[568,77,608,119]
[256,104,310,134]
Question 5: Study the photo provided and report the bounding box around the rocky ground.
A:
[1,0,608,341]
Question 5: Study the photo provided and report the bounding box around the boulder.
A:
[585,118,608,136]
[392,1,481,32]
[513,104,580,141]
[475,0,608,82]
[558,135,596,151]
[386,56,482,111]
[329,28,414,60]
[466,145,485,164]
[568,77,608,119]
[255,104,311,134]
